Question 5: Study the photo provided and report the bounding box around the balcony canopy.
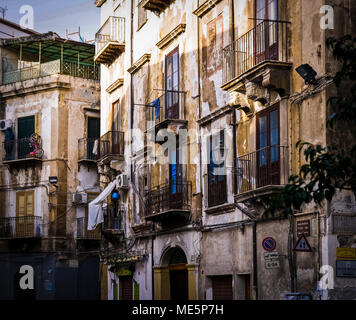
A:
[1,32,96,64]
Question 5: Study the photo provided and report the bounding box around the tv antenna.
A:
[66,26,85,42]
[0,6,8,19]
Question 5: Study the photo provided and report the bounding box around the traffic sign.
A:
[293,234,312,252]
[262,237,276,252]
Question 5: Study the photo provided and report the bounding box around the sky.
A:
[0,0,100,42]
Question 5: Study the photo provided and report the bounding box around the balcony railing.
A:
[2,59,100,85]
[78,138,100,162]
[236,146,289,195]
[95,16,125,63]
[0,216,42,238]
[77,217,101,239]
[222,20,289,84]
[145,180,192,218]
[98,131,124,160]
[3,136,44,162]
[103,204,123,231]
[146,90,186,130]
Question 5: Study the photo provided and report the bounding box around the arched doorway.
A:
[168,247,188,300]
[161,246,188,300]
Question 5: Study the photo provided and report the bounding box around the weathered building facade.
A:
[93,0,356,300]
[0,24,102,299]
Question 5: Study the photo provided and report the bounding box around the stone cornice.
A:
[127,54,151,74]
[193,0,222,18]
[197,104,232,126]
[0,77,71,98]
[106,78,124,93]
[156,24,186,49]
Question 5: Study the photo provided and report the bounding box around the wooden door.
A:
[256,104,280,188]
[119,276,133,300]
[208,131,227,207]
[165,47,179,119]
[255,0,278,63]
[170,269,188,300]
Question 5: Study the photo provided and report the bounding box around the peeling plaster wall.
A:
[0,74,100,242]
[97,0,356,300]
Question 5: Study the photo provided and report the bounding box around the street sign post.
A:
[297,220,311,237]
[262,237,277,252]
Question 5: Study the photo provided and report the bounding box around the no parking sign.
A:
[262,237,277,252]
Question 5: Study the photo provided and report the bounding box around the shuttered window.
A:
[212,275,233,300]
[16,190,34,217]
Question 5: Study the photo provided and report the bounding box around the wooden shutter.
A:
[212,275,233,300]
[16,192,26,217]
[137,3,147,30]
[26,191,34,216]
[16,190,34,217]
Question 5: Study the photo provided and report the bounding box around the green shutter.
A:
[18,116,35,159]
[134,282,139,300]
[113,282,118,300]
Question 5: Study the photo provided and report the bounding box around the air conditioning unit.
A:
[0,120,12,131]
[71,192,88,205]
[117,174,129,189]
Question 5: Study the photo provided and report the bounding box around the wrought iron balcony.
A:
[139,0,175,13]
[146,90,187,133]
[235,146,289,200]
[78,138,100,162]
[97,131,124,163]
[103,204,123,232]
[0,216,42,239]
[2,59,100,85]
[145,180,192,223]
[76,217,101,240]
[222,20,289,87]
[94,16,125,64]
[3,135,44,163]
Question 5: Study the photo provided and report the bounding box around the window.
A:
[208,130,227,207]
[16,190,35,237]
[16,190,34,218]
[256,104,280,187]
[165,47,179,119]
[137,2,147,30]
[207,15,223,77]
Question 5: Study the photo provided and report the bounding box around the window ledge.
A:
[205,202,235,215]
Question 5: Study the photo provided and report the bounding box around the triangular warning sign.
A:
[293,234,312,252]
